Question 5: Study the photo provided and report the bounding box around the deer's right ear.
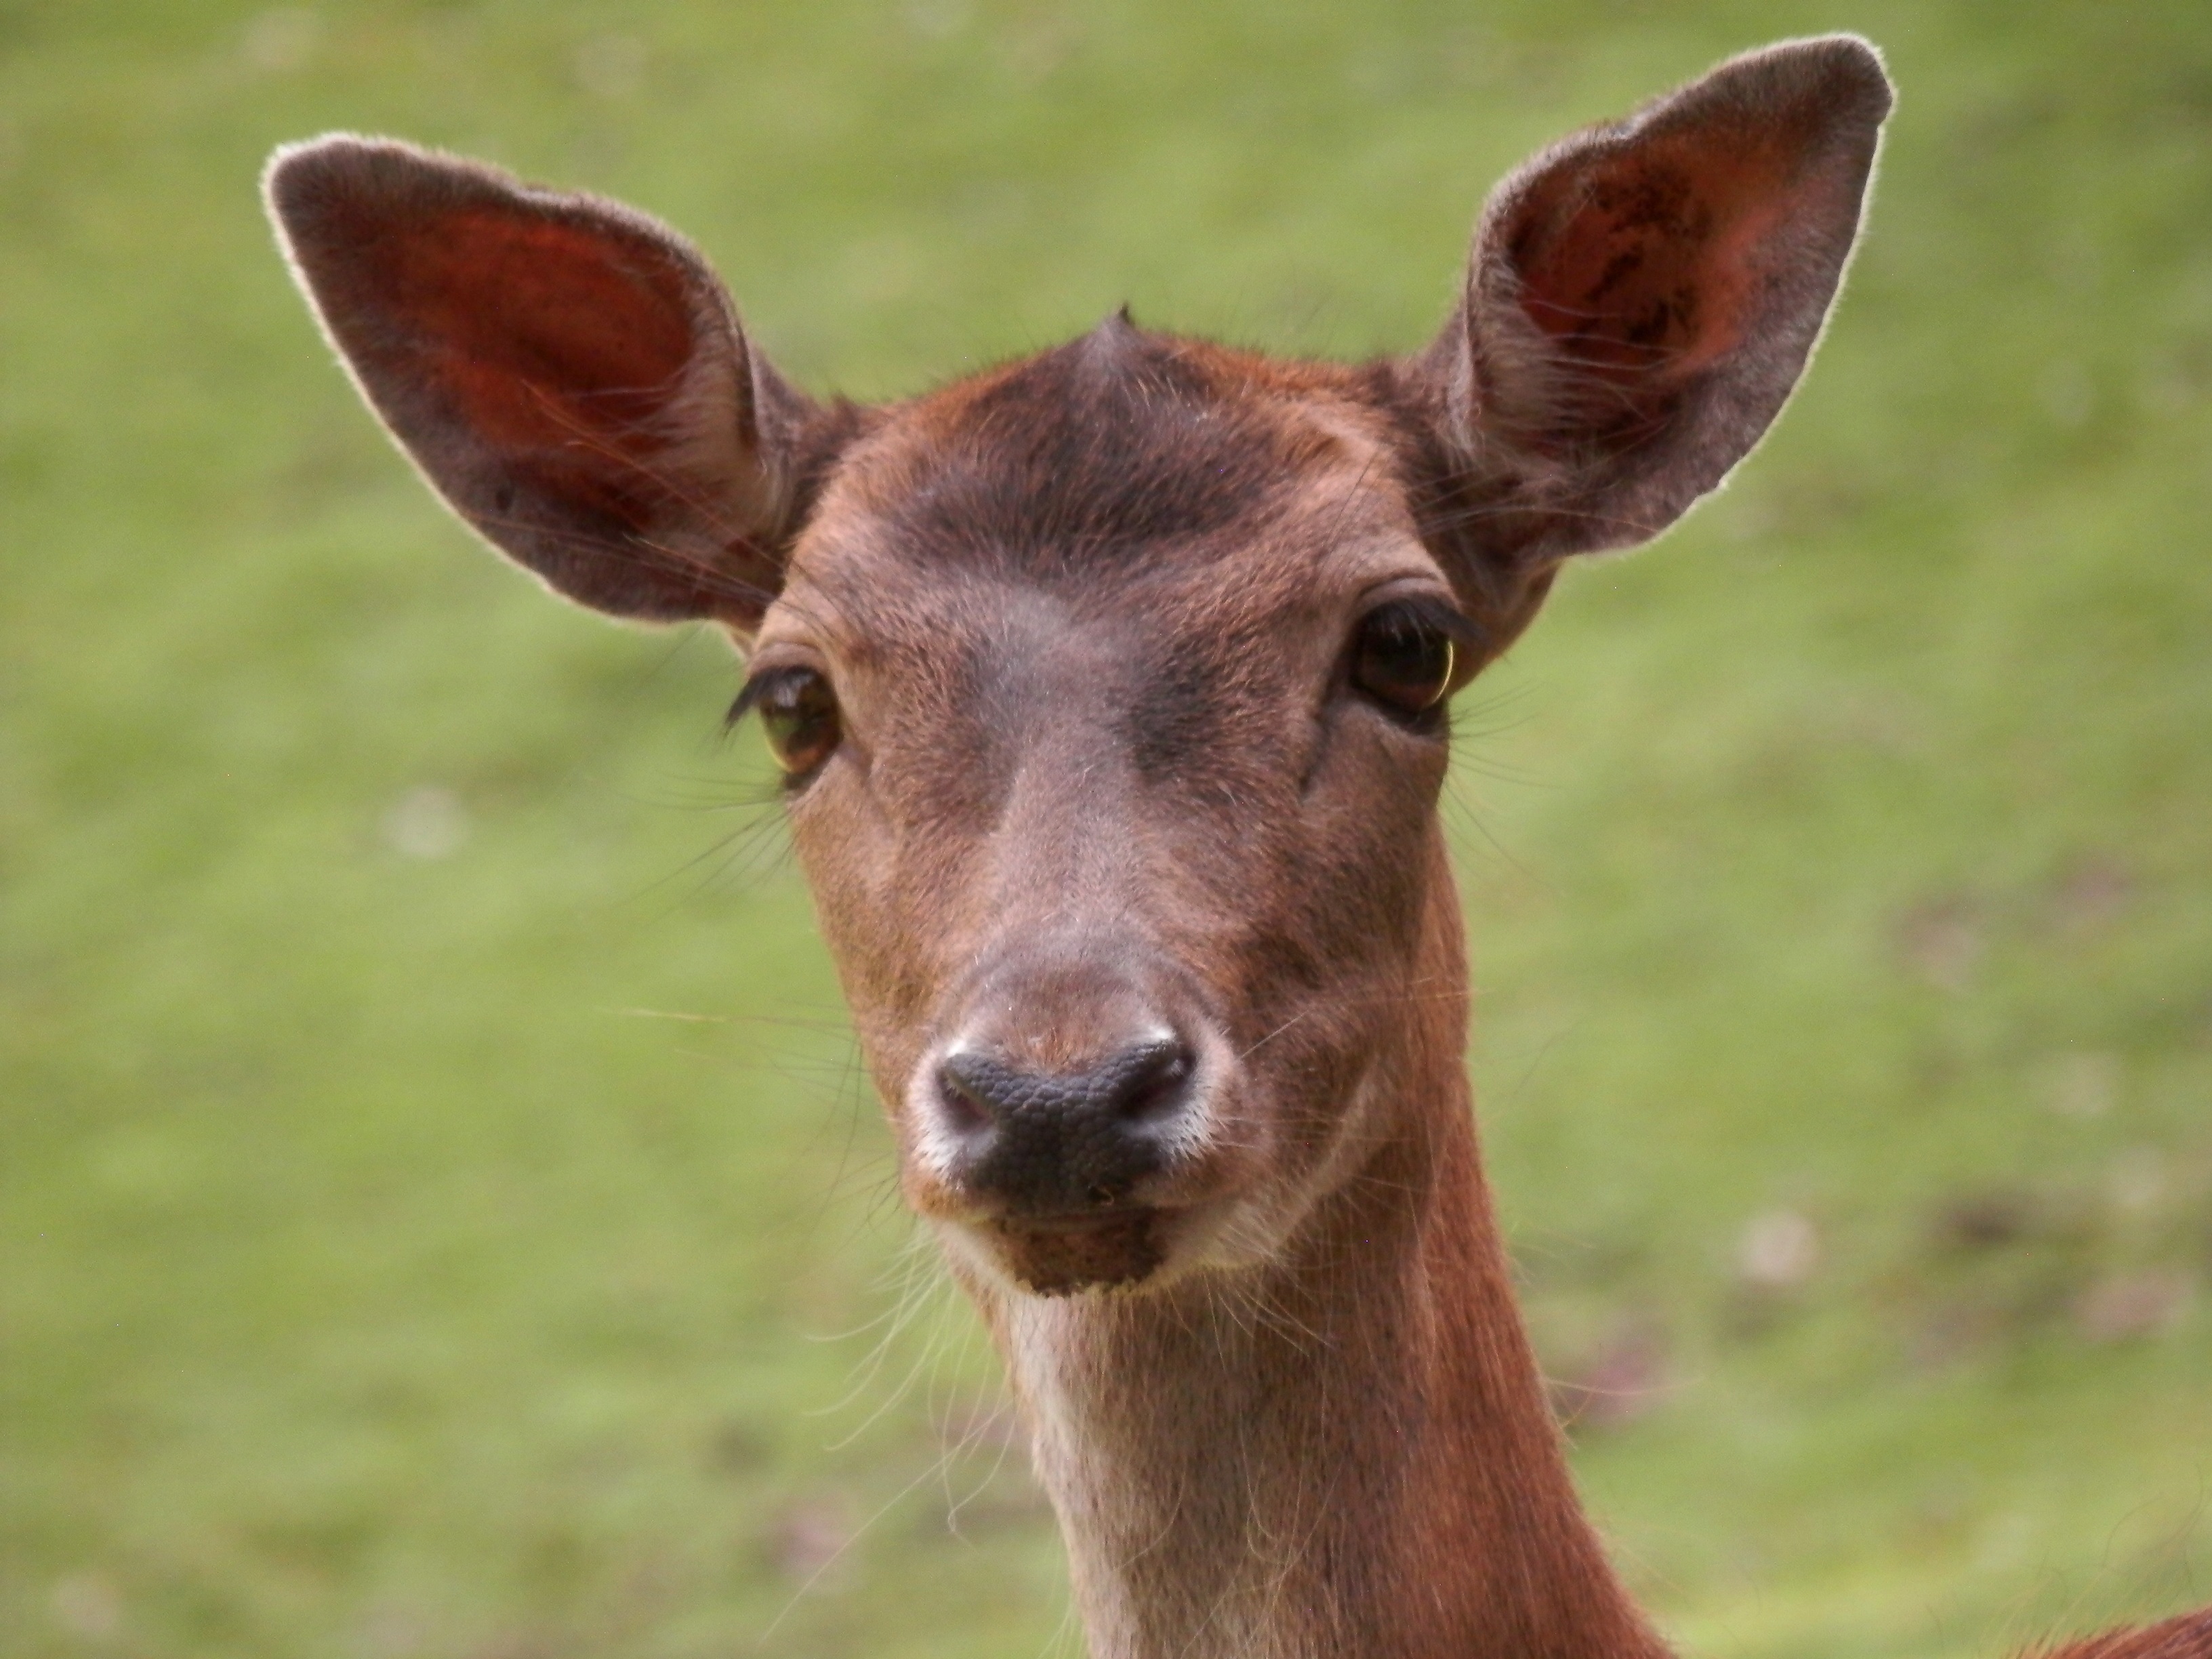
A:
[264,135,817,630]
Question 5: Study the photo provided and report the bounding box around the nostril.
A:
[1113,1042,1194,1124]
[936,1061,996,1136]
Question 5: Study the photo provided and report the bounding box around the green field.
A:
[4,3,2209,1656]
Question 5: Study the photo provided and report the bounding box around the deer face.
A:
[755,334,1481,1291]
[266,37,1889,1294]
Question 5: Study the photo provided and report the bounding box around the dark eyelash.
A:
[1374,594,1487,651]
[724,668,802,730]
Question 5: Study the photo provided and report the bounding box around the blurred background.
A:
[4,3,2209,1656]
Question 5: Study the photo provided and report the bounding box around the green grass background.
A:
[4,2,2209,1655]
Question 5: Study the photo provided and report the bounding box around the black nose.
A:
[936,1037,1195,1214]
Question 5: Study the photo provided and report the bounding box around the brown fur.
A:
[264,34,2203,1659]
[2034,1612,2212,1659]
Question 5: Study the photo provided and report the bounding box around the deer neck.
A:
[966,874,1668,1659]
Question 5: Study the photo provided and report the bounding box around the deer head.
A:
[266,38,1889,1307]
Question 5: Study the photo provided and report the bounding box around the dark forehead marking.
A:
[873,313,1352,575]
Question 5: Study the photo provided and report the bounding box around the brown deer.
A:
[264,35,2211,1659]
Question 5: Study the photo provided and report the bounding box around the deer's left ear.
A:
[1412,35,1892,565]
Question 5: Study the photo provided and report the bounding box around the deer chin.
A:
[927,1189,1259,1298]
[926,1206,1166,1297]
[985,1209,1168,1296]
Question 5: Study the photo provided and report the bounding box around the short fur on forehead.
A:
[862,314,1364,577]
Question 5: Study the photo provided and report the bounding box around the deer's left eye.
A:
[1349,601,1458,722]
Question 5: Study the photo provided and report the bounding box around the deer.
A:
[264,34,2211,1659]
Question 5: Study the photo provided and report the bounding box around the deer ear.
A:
[264,135,815,629]
[1414,35,1892,563]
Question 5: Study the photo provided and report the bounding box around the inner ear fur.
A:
[1414,35,1893,565]
[264,135,821,628]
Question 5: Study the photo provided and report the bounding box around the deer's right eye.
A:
[1349,600,1459,724]
[743,667,842,776]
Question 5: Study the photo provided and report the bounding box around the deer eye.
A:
[1349,601,1458,722]
[742,666,842,775]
